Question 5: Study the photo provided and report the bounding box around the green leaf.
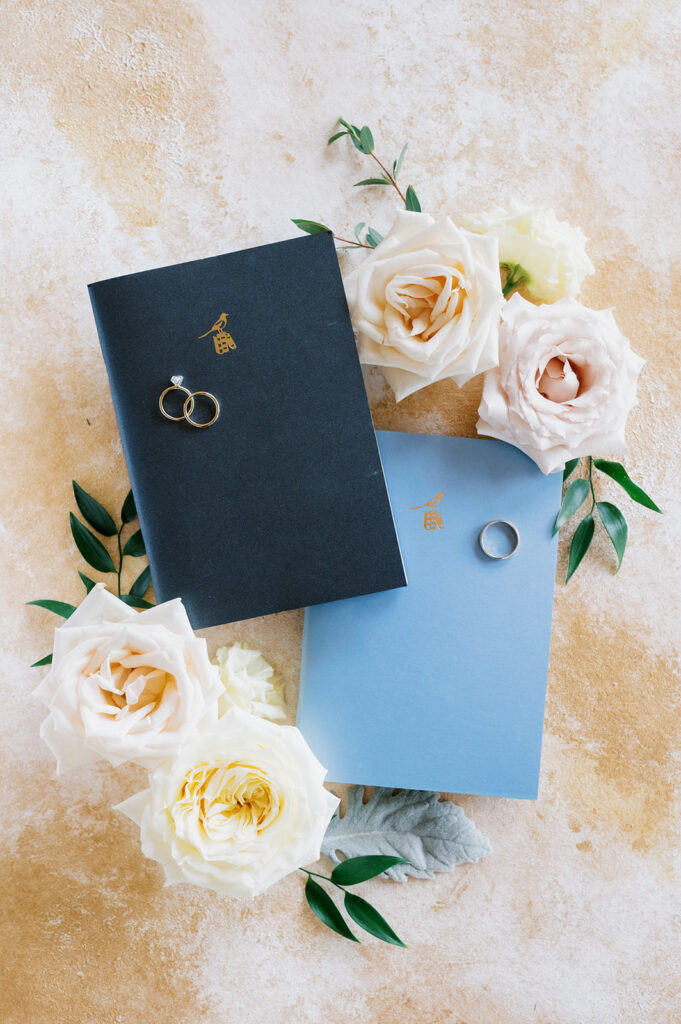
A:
[121,489,137,523]
[291,219,331,236]
[331,855,410,886]
[26,599,76,618]
[304,876,358,942]
[597,501,628,572]
[327,130,347,145]
[552,478,590,536]
[365,227,384,248]
[129,565,152,597]
[337,117,353,132]
[563,458,580,481]
[566,513,595,583]
[592,459,662,513]
[70,513,116,573]
[359,126,374,154]
[31,654,53,667]
[123,529,146,557]
[78,571,97,594]
[343,893,406,947]
[394,142,408,179]
[120,594,155,610]
[322,786,491,881]
[72,481,117,536]
[354,221,366,244]
[353,178,391,187]
[405,185,421,212]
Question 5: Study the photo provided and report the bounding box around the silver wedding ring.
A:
[479,520,519,559]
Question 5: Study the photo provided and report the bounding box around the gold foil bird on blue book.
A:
[198,312,236,354]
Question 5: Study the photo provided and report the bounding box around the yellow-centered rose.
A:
[117,707,338,898]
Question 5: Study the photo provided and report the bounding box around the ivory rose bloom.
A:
[344,210,503,401]
[477,294,644,474]
[117,708,338,899]
[463,201,595,301]
[34,584,222,773]
[214,642,285,721]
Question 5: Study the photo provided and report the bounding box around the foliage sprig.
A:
[293,117,420,251]
[301,854,408,946]
[28,482,153,665]
[557,457,661,582]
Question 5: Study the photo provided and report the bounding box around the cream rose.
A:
[477,294,644,474]
[463,200,595,301]
[344,210,503,401]
[116,708,338,899]
[214,642,285,721]
[34,584,222,773]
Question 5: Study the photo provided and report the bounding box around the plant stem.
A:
[344,123,407,203]
[368,151,406,203]
[116,523,124,597]
[588,456,596,512]
[334,235,373,249]
[300,867,347,892]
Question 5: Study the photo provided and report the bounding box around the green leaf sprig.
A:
[557,457,661,582]
[293,118,420,251]
[28,482,154,665]
[301,855,408,946]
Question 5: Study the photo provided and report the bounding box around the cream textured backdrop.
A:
[2,2,680,1022]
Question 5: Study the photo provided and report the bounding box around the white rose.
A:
[463,200,595,301]
[344,210,503,401]
[214,642,285,721]
[34,584,222,772]
[116,707,338,899]
[477,294,644,474]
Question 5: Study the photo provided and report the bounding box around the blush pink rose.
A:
[477,294,644,474]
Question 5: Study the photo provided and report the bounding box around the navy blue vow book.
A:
[89,233,405,627]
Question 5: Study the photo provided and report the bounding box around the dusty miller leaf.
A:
[321,786,491,881]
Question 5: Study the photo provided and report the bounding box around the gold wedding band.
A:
[183,391,220,428]
[479,520,519,559]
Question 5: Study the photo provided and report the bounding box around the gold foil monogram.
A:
[199,313,236,354]
[411,492,445,530]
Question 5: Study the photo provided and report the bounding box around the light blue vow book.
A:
[297,431,563,799]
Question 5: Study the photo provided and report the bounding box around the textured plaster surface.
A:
[2,1,681,1022]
